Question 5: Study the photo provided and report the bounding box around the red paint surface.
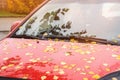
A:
[0,38,120,80]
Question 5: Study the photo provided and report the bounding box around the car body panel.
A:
[0,38,120,80]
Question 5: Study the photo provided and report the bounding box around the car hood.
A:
[0,38,120,80]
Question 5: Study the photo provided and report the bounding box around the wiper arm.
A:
[79,37,108,44]
[71,36,120,45]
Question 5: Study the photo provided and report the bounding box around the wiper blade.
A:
[41,35,70,40]
[42,35,108,43]
[11,35,39,39]
[42,35,120,45]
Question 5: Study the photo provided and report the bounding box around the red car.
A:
[0,0,120,80]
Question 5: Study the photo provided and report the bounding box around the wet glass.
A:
[12,0,120,44]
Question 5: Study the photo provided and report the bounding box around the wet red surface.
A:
[0,38,120,80]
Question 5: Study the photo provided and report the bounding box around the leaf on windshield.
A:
[54,15,60,20]
[62,8,69,12]
[61,12,65,15]
[39,20,51,31]
[23,16,37,34]
[28,17,37,24]
[61,24,66,29]
[49,16,55,23]
[56,9,61,13]
[66,21,72,29]
[41,12,50,22]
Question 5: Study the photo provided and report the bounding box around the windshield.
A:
[11,0,120,44]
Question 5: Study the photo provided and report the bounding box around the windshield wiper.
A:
[42,35,120,45]
[11,34,120,45]
[41,35,107,43]
[11,35,39,39]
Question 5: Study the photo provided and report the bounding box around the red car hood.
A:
[0,38,120,80]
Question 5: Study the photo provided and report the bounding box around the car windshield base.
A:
[11,34,120,46]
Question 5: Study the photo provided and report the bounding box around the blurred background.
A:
[0,0,44,39]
